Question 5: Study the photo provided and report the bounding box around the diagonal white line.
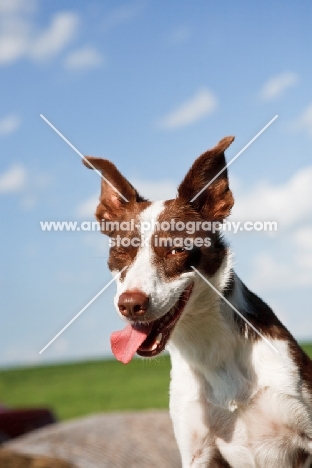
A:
[190,115,278,202]
[39,267,127,354]
[40,114,129,202]
[191,266,279,354]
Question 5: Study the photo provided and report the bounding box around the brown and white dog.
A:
[83,137,312,467]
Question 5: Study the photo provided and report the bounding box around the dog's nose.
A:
[118,291,149,318]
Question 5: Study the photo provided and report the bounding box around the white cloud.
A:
[292,103,312,138]
[0,0,36,14]
[102,1,145,33]
[64,46,103,70]
[0,34,27,64]
[250,253,294,290]
[30,12,79,61]
[260,71,299,101]
[157,88,218,130]
[292,226,312,270]
[0,113,21,136]
[0,14,31,65]
[132,178,177,200]
[0,7,79,65]
[229,167,312,292]
[248,225,312,291]
[0,164,50,210]
[0,13,31,64]
[293,226,312,251]
[76,194,98,218]
[231,166,312,229]
[249,250,312,290]
[0,164,27,193]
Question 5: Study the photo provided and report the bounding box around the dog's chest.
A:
[169,355,254,466]
[169,339,307,467]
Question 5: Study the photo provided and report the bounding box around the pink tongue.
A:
[110,323,152,364]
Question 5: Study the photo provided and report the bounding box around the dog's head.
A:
[83,136,234,363]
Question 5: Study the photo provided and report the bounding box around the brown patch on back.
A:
[233,281,312,394]
[237,283,290,340]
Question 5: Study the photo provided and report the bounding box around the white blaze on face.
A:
[114,200,193,321]
[114,201,163,313]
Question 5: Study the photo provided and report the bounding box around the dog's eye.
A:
[169,247,185,255]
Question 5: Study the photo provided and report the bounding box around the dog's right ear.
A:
[83,157,146,227]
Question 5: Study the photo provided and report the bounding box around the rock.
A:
[0,411,180,468]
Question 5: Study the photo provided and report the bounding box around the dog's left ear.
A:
[177,136,235,220]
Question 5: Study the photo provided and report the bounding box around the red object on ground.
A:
[0,406,56,441]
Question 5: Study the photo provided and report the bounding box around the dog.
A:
[83,136,312,467]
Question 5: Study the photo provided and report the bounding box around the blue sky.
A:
[0,0,311,367]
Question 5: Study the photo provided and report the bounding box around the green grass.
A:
[0,344,311,422]
[301,342,312,358]
[0,356,171,420]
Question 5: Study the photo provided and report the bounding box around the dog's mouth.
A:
[137,283,194,358]
[110,283,193,364]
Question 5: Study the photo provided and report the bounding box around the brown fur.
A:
[177,136,234,220]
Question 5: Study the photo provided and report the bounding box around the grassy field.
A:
[0,356,171,420]
[302,343,312,357]
[0,344,311,421]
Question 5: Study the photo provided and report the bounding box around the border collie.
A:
[83,136,312,467]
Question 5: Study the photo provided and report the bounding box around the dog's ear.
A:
[83,156,146,225]
[177,136,235,220]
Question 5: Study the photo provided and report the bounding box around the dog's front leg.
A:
[170,395,214,467]
[169,360,215,467]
